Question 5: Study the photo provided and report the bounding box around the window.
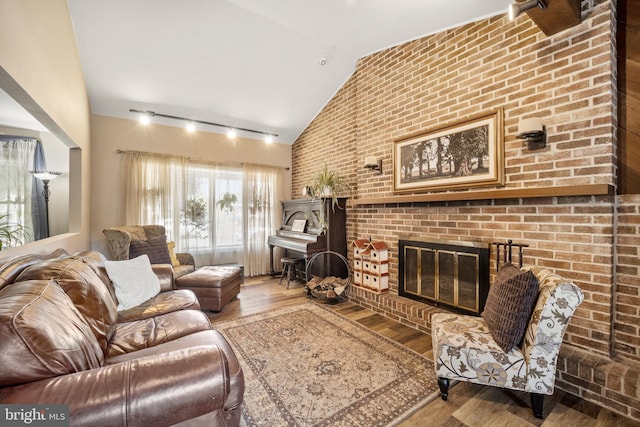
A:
[122,151,283,274]
[180,167,243,251]
[0,138,36,247]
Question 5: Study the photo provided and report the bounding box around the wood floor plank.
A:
[206,277,639,427]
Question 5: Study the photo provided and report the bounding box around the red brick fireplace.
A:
[291,1,640,422]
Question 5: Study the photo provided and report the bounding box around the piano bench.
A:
[175,266,242,312]
[280,257,304,289]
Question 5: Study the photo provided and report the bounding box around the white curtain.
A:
[120,151,284,274]
[120,151,186,227]
[242,163,285,276]
[0,138,36,247]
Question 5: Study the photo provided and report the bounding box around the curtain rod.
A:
[116,149,290,171]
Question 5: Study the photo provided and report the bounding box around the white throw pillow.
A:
[104,254,161,311]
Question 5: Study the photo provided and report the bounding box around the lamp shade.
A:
[31,171,62,181]
[517,118,544,135]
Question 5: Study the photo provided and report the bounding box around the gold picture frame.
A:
[393,109,504,193]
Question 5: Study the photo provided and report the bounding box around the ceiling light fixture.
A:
[139,112,153,125]
[186,122,196,133]
[129,108,278,141]
[508,0,546,20]
[227,129,237,139]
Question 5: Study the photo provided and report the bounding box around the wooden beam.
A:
[352,184,613,206]
[526,0,581,36]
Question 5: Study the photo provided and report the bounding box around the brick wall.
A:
[292,0,640,421]
[616,195,640,363]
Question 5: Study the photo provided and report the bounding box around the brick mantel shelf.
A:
[353,184,613,206]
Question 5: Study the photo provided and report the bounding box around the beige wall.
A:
[90,114,292,254]
[0,0,91,257]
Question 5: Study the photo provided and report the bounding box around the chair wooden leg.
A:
[279,264,288,286]
[438,377,450,401]
[286,263,294,288]
[531,393,544,419]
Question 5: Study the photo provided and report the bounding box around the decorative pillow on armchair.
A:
[481,263,539,352]
[129,236,172,265]
[167,241,181,267]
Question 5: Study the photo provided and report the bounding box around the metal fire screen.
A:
[399,239,490,315]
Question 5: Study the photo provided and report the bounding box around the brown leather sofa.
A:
[0,250,244,427]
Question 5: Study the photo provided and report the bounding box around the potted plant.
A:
[216,192,238,213]
[0,214,26,250]
[308,164,346,231]
[308,163,345,211]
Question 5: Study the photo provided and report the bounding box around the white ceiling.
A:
[24,1,508,143]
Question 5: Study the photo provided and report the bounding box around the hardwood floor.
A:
[208,276,639,427]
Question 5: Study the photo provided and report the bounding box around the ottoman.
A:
[175,266,241,312]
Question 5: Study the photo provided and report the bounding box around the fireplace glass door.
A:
[399,239,489,315]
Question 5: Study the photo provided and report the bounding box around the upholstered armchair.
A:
[431,265,584,419]
[103,225,195,279]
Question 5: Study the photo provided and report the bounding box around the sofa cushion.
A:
[0,280,103,386]
[16,255,119,352]
[73,250,119,303]
[129,236,172,265]
[117,288,201,323]
[104,255,161,311]
[106,309,212,358]
[481,263,539,352]
[0,249,69,291]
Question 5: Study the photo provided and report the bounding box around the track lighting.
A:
[508,0,546,20]
[129,108,278,141]
[139,112,152,125]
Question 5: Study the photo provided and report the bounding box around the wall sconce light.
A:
[508,0,547,20]
[364,156,382,175]
[516,117,546,150]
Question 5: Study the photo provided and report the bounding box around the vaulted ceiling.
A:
[7,1,512,144]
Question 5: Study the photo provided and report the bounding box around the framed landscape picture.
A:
[393,109,504,193]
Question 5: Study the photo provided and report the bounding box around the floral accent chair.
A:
[431,266,584,419]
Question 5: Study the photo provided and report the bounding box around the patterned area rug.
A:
[215,303,439,426]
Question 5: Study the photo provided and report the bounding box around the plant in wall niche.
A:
[181,198,208,238]
[0,214,26,250]
[217,192,238,214]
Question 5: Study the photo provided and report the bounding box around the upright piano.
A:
[268,198,347,279]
